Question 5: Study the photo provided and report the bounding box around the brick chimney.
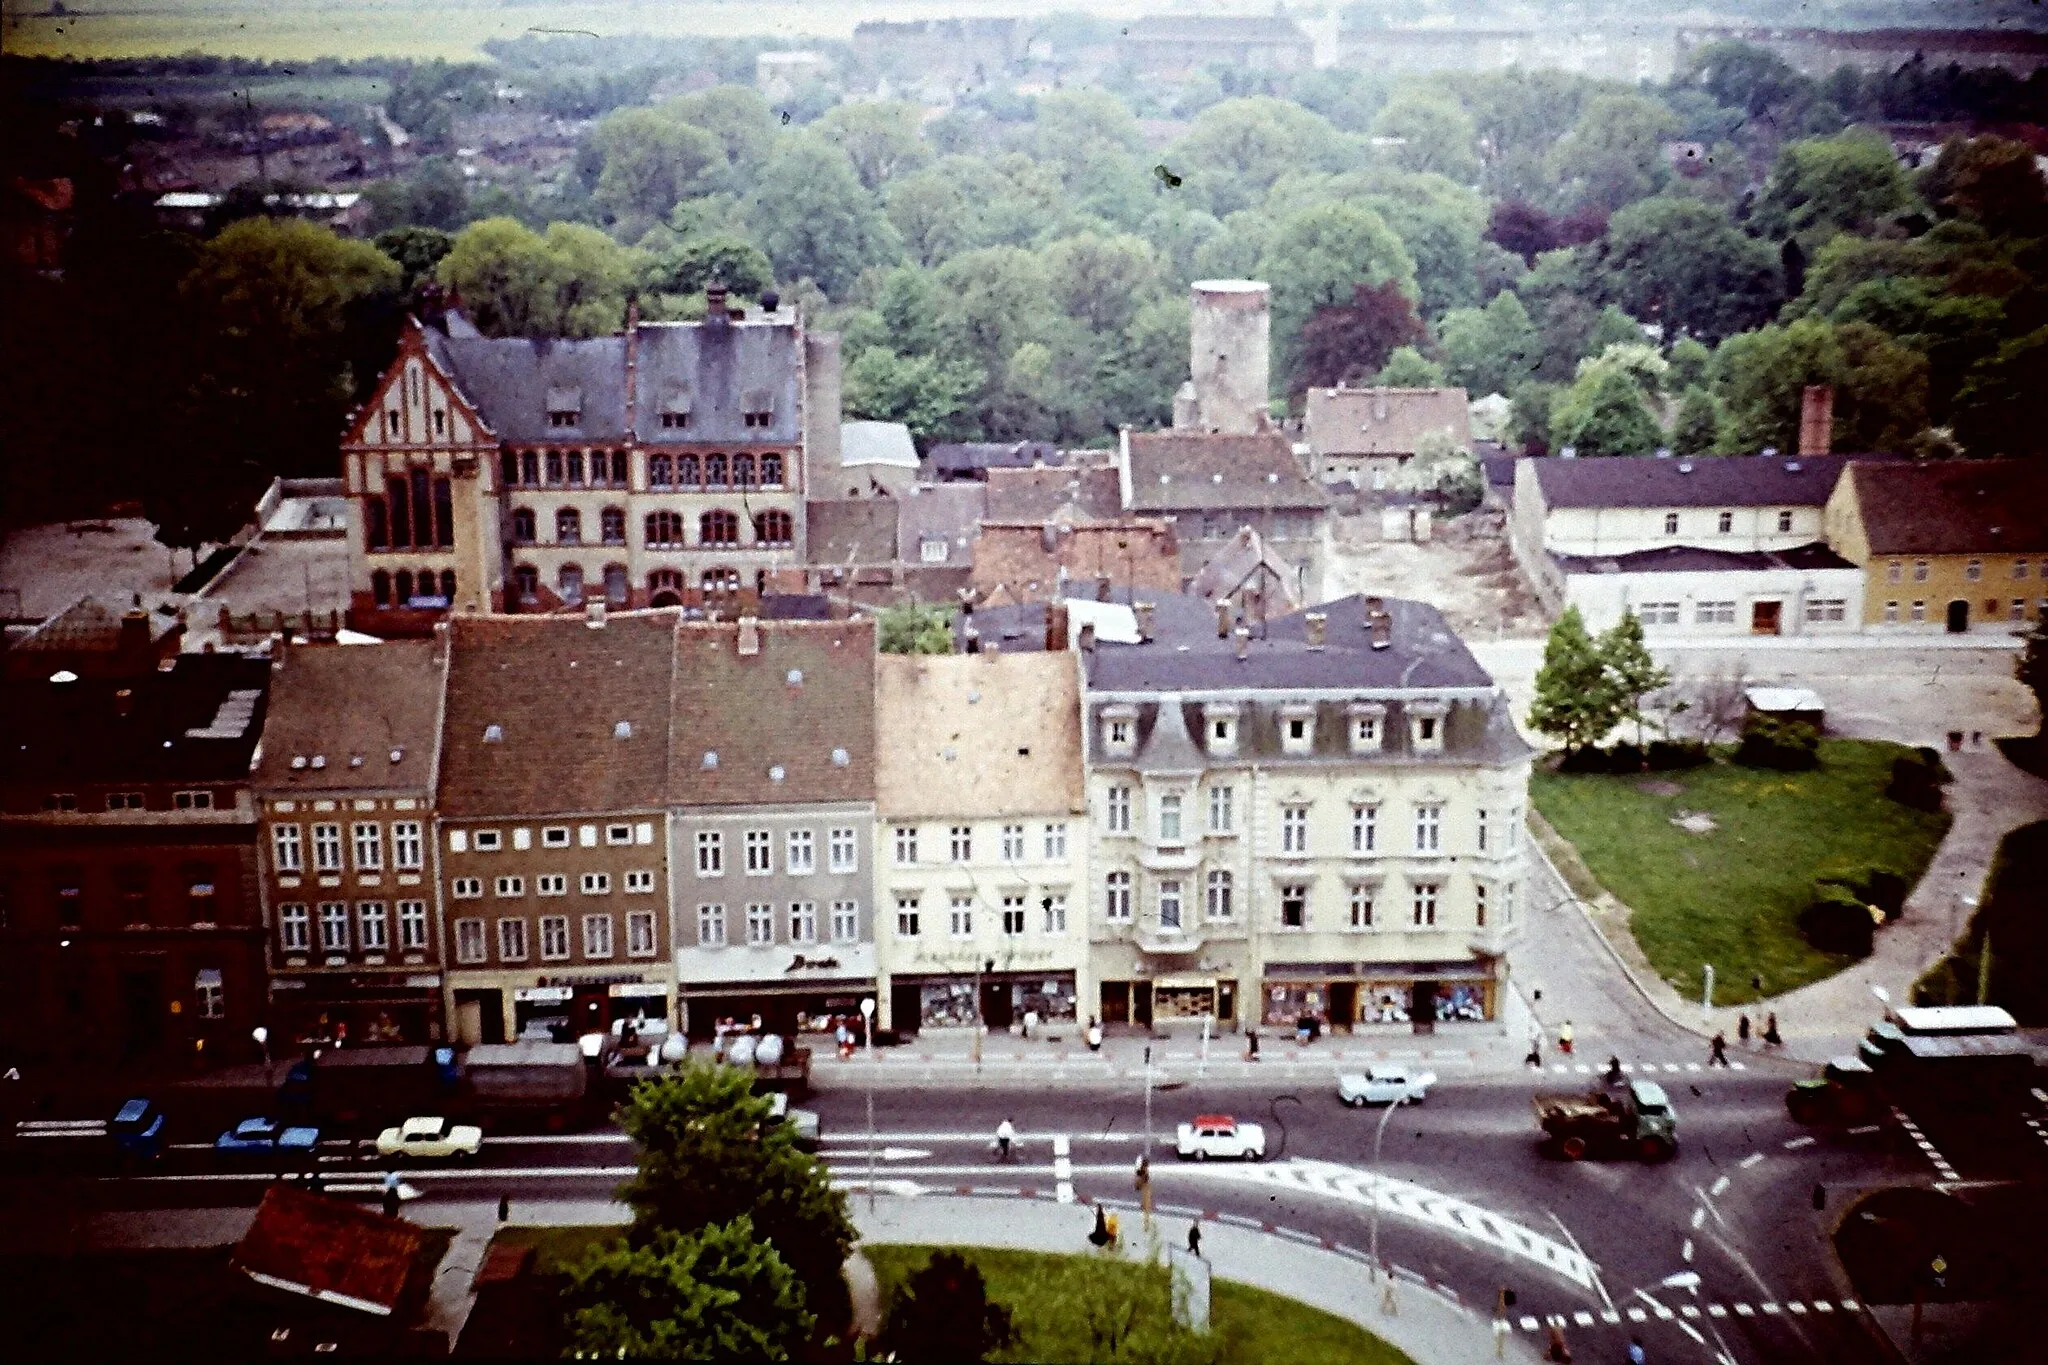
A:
[1369,609,1392,651]
[1304,612,1327,650]
[1133,602,1155,642]
[1215,598,1233,639]
[1046,600,1070,652]
[737,615,761,656]
[1798,385,1834,456]
[1234,625,1250,661]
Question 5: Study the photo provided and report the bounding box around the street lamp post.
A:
[860,997,876,1213]
[1368,1093,1407,1296]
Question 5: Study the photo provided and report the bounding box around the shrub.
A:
[1817,863,1910,921]
[1887,752,1949,811]
[1798,885,1878,957]
[1735,714,1820,770]
[1606,741,1645,772]
[1647,739,1710,770]
[1558,745,1610,774]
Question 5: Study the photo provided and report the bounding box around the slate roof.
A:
[984,465,1124,522]
[1188,527,1302,608]
[233,1185,439,1317]
[1847,459,2048,555]
[842,420,920,470]
[806,499,900,564]
[424,331,627,443]
[1529,452,1873,511]
[437,613,676,817]
[252,639,446,792]
[875,652,1084,819]
[1115,692,1530,771]
[897,482,986,565]
[1126,432,1329,513]
[2,653,270,785]
[1304,386,1471,458]
[670,619,876,808]
[1085,592,1495,695]
[1551,542,1858,575]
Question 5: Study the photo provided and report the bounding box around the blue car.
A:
[214,1116,322,1154]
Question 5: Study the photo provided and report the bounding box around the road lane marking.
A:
[1813,1301,1834,1312]
[1519,1317,1540,1331]
[1710,1176,1729,1196]
[1789,1301,1808,1313]
[1734,1304,1753,1316]
[1691,1208,1705,1229]
[1625,1308,1646,1322]
[1739,1153,1765,1169]
[1572,1310,1594,1327]
[1675,1321,1705,1346]
[1680,1305,1700,1319]
[1682,1239,1694,1262]
[1707,1305,1726,1317]
[1782,1135,1816,1150]
[1847,1124,1881,1135]
[1761,1302,1780,1314]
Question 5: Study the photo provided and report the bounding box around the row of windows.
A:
[692,827,859,876]
[1660,509,1794,536]
[273,821,424,876]
[1632,599,1849,627]
[694,900,860,947]
[506,508,795,551]
[890,823,1070,865]
[1102,709,1427,759]
[1101,790,1515,857]
[17,861,223,928]
[1101,874,1512,930]
[451,824,649,853]
[279,900,430,954]
[892,892,1069,938]
[369,569,457,609]
[1882,598,2043,624]
[498,450,788,491]
[44,788,217,813]
[449,869,657,898]
[364,472,455,552]
[1888,558,2030,584]
[452,911,660,963]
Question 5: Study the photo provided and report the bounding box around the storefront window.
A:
[1012,977,1077,1024]
[1437,984,1487,1022]
[919,981,980,1028]
[1155,985,1214,1020]
[1360,984,1411,1024]
[1263,982,1327,1026]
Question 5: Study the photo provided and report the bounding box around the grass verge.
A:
[1912,820,2048,1021]
[1531,740,1950,1001]
[864,1244,1413,1365]
[486,1223,621,1274]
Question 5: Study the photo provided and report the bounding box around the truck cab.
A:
[1535,1080,1676,1162]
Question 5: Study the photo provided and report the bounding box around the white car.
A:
[766,1091,821,1150]
[375,1115,483,1161]
[1337,1065,1436,1107]
[1175,1114,1266,1161]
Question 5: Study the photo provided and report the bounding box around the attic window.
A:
[702,750,719,769]
[483,724,504,743]
[545,387,582,428]
[831,747,850,766]
[613,720,633,740]
[741,389,774,428]
[660,392,692,430]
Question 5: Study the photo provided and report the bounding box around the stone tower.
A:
[1175,279,1271,434]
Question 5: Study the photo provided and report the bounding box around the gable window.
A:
[1349,884,1375,928]
[700,509,740,546]
[787,829,815,875]
[1280,706,1315,754]
[894,826,918,865]
[950,825,973,861]
[1348,706,1384,752]
[1105,786,1131,834]
[1352,804,1378,854]
[1717,511,1733,534]
[1280,804,1309,855]
[1663,512,1679,535]
[1280,883,1308,928]
[1205,870,1233,919]
[829,827,857,873]
[789,901,817,944]
[1412,881,1439,926]
[1157,796,1183,843]
[1105,871,1131,920]
[1208,785,1234,833]
[895,896,921,938]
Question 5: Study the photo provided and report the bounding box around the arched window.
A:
[647,569,683,609]
[394,569,415,603]
[370,570,392,607]
[759,452,784,488]
[646,511,685,548]
[703,567,742,593]
[556,508,581,544]
[603,564,629,605]
[600,507,626,545]
[677,454,701,488]
[366,497,389,550]
[649,454,672,489]
[700,509,739,546]
[754,510,793,547]
[559,564,583,605]
[733,453,756,489]
[704,453,728,488]
[439,569,457,600]
[511,507,536,544]
[513,565,539,604]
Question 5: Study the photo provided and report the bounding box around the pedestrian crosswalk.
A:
[1541,1059,1747,1075]
[1511,1300,1859,1331]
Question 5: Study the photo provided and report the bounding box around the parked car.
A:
[1175,1114,1265,1161]
[215,1116,322,1154]
[375,1115,483,1161]
[1337,1066,1436,1107]
[767,1091,821,1151]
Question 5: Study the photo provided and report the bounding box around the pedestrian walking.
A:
[1605,1055,1624,1086]
[1737,1014,1751,1047]
[1085,1016,1103,1052]
[1525,1036,1543,1068]
[1709,1032,1730,1067]
[1763,1013,1783,1048]
[1187,1223,1203,1258]
[498,1193,510,1222]
[1626,1336,1647,1364]
[1558,1021,1574,1055]
[1246,1029,1260,1061]
[1545,1323,1573,1362]
[1089,1204,1111,1249]
[381,1168,401,1219]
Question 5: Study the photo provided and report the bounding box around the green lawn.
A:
[488,1223,621,1274]
[1531,741,1951,1000]
[865,1245,1413,1365]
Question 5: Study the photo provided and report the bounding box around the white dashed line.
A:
[1848,1124,1882,1135]
[1814,1301,1835,1313]
[1707,1304,1727,1318]
[1735,1303,1754,1317]
[1783,1135,1817,1150]
[1682,1239,1694,1262]
[1520,1316,1540,1332]
[1789,1301,1809,1314]
[1680,1305,1701,1319]
[1626,1307,1646,1322]
[1573,1310,1595,1327]
[1761,1303,1781,1314]
[1710,1176,1730,1197]
[1739,1152,1765,1169]
[1691,1208,1705,1229]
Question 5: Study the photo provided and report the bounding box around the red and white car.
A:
[1175,1113,1266,1161]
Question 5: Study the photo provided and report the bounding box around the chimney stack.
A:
[1046,600,1070,652]
[585,600,607,629]
[1234,626,1250,661]
[1133,601,1155,642]
[1216,598,1233,639]
[1369,608,1392,651]
[1095,575,1112,603]
[737,615,761,656]
[1798,385,1834,456]
[1078,622,1096,652]
[1304,612,1327,650]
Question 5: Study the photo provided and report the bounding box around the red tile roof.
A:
[232,1185,439,1317]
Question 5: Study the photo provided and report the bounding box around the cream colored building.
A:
[874,652,1090,1036]
[1083,593,1530,1033]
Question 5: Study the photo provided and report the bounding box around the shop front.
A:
[677,943,878,1040]
[890,971,1079,1034]
[512,973,675,1040]
[268,972,445,1048]
[1261,958,1499,1033]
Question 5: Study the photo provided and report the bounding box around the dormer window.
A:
[1347,702,1386,754]
[741,388,774,428]
[1203,702,1240,756]
[660,392,691,430]
[1409,702,1447,754]
[1279,703,1316,756]
[545,386,582,429]
[1102,705,1137,757]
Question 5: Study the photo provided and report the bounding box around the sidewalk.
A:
[854,1193,1541,1364]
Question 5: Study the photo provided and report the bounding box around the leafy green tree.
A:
[616,1064,854,1338]
[1171,97,1347,217]
[844,348,984,438]
[1457,67,1590,204]
[660,85,777,186]
[1577,341,1670,399]
[1043,232,1163,337]
[1368,91,1481,183]
[1751,128,1918,249]
[1598,610,1672,749]
[437,217,641,338]
[934,246,1057,385]
[746,135,901,297]
[1667,335,1712,391]
[589,107,724,229]
[1529,605,1624,755]
[1671,385,1721,456]
[816,100,932,192]
[1365,182,1486,317]
[1583,197,1782,343]
[874,265,947,356]
[643,234,774,301]
[2017,615,2048,740]
[1919,134,2048,238]
[884,168,973,268]
[1548,92,1680,214]
[1095,293,1192,432]
[1550,367,1661,457]
[1377,345,1447,387]
[1952,325,2047,459]
[1401,428,1484,514]
[1438,289,1541,398]
[878,601,956,654]
[1257,201,1417,387]
[1006,1255,1223,1365]
[373,226,454,297]
[1508,380,1559,455]
[1712,317,1928,454]
[562,1218,812,1362]
[878,1251,1015,1365]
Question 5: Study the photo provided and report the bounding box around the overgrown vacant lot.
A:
[1532,740,1951,999]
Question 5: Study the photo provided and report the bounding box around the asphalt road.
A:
[26,1071,2042,1365]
